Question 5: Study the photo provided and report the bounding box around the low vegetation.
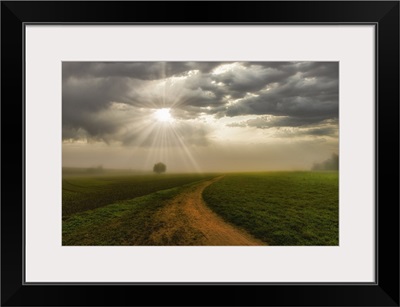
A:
[63,172,215,218]
[62,170,338,246]
[202,171,338,245]
[63,185,186,245]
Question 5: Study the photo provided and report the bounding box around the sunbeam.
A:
[148,126,197,172]
[63,61,339,173]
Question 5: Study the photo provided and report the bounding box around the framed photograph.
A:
[2,1,399,306]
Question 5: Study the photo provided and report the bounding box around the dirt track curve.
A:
[150,176,265,246]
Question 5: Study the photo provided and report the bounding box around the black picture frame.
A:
[1,1,399,306]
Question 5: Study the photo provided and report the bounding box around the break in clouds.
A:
[62,62,339,172]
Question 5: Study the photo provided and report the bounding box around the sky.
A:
[62,62,339,173]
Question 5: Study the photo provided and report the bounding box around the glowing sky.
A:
[62,62,339,173]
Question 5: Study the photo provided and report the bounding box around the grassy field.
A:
[62,170,338,246]
[63,172,216,218]
[202,171,339,245]
[63,184,190,245]
[62,172,217,245]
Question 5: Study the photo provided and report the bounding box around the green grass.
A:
[63,185,185,245]
[202,171,338,246]
[62,173,218,245]
[63,171,338,246]
[63,173,216,218]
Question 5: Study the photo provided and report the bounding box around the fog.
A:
[63,62,339,173]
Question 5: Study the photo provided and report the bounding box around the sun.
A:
[154,108,173,123]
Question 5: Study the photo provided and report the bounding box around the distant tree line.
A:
[312,153,339,171]
[86,165,104,174]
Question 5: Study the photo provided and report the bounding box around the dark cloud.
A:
[62,77,142,140]
[63,61,338,143]
[63,62,223,81]
[228,111,337,129]
[306,127,338,137]
[277,126,338,138]
[224,66,338,121]
[213,64,293,95]
[227,116,338,138]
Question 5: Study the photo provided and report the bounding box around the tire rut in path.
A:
[149,176,265,246]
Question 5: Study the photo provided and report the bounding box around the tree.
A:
[153,162,166,174]
[312,153,339,171]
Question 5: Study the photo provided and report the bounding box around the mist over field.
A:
[62,61,338,173]
[62,61,339,246]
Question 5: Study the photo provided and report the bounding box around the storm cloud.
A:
[63,61,338,144]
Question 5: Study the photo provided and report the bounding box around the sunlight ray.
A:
[169,125,203,173]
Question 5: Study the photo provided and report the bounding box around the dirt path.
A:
[149,176,265,246]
